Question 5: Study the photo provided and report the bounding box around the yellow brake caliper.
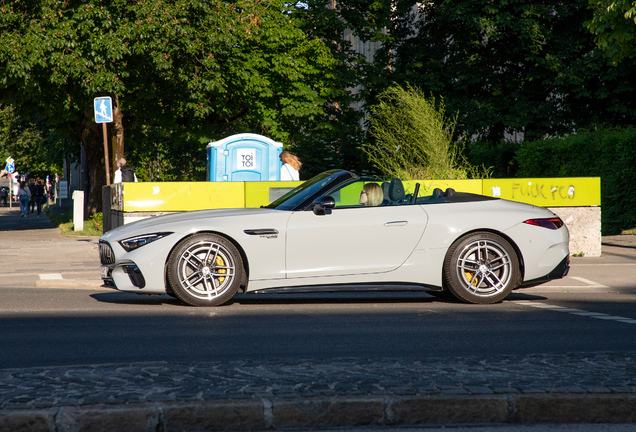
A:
[215,255,226,284]
[465,271,477,286]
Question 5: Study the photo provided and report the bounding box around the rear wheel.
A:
[443,232,520,304]
[167,233,244,306]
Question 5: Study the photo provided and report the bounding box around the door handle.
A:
[384,221,408,227]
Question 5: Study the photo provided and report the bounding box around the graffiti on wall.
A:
[483,178,600,207]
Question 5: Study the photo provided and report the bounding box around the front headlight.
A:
[119,232,172,252]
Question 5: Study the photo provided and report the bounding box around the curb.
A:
[33,279,107,290]
[1,394,636,432]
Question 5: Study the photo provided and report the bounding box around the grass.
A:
[45,205,103,237]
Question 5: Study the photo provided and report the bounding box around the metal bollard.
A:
[72,190,84,231]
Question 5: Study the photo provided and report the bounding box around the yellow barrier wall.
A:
[482,178,601,207]
[121,177,600,212]
[122,182,245,212]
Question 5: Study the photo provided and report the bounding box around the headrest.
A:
[432,188,444,199]
[381,182,390,200]
[389,178,405,201]
[443,188,456,197]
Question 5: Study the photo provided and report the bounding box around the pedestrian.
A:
[46,179,53,202]
[28,179,36,214]
[0,187,7,206]
[16,181,31,217]
[113,158,138,183]
[33,180,45,216]
[279,151,302,181]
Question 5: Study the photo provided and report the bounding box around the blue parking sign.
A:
[94,97,113,123]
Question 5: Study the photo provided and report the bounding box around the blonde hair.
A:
[280,151,302,171]
[363,183,383,207]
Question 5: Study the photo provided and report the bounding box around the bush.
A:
[515,127,636,235]
[362,84,488,180]
[464,140,520,179]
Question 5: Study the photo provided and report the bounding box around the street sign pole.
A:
[103,123,111,185]
[94,97,114,185]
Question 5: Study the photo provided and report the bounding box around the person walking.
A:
[279,151,302,181]
[27,179,36,214]
[113,158,138,183]
[0,185,8,206]
[33,180,45,216]
[16,181,31,217]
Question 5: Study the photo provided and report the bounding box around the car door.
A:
[285,205,428,279]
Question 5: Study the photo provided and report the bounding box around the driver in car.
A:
[359,183,383,207]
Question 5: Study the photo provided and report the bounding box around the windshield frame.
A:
[265,169,358,211]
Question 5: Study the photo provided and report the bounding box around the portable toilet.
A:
[206,133,283,181]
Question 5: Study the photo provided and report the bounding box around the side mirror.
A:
[312,196,335,215]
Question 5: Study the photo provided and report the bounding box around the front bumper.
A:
[99,241,148,291]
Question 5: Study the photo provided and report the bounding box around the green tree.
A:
[0,105,69,178]
[586,0,636,64]
[287,0,371,177]
[0,0,343,212]
[346,0,636,143]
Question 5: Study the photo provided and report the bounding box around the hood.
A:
[101,207,281,240]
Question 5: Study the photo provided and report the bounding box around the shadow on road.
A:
[90,289,548,307]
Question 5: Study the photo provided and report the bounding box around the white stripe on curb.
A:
[39,274,63,280]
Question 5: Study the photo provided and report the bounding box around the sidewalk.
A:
[1,204,636,430]
[0,204,103,289]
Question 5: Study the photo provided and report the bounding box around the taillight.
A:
[523,218,565,230]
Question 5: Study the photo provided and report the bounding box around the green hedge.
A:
[515,127,636,235]
[466,127,636,235]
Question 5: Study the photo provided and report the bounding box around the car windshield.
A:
[265,170,342,210]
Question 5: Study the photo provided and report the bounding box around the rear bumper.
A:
[518,255,570,289]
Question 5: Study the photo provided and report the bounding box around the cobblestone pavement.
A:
[1,353,636,430]
[2,352,635,410]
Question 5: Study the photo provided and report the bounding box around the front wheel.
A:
[167,233,244,306]
[443,232,520,304]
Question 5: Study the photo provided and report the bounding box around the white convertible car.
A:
[99,169,570,306]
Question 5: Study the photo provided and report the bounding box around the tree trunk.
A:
[78,119,106,216]
[112,94,124,171]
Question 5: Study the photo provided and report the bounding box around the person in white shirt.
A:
[279,151,301,181]
[113,158,138,183]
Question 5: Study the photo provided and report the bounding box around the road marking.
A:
[512,300,636,324]
[39,274,63,280]
[540,276,608,289]
[570,276,606,286]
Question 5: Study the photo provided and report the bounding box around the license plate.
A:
[100,266,110,279]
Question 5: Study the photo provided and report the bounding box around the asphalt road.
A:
[0,259,634,369]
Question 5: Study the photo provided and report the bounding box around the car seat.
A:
[442,188,456,197]
[381,182,391,206]
[388,178,405,205]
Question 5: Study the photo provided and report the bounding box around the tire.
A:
[443,232,520,304]
[167,233,244,306]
